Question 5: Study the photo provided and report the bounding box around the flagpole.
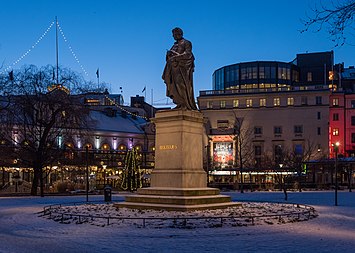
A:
[55,16,59,85]
[145,86,147,100]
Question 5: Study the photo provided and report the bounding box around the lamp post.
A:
[333,142,340,206]
[85,146,89,203]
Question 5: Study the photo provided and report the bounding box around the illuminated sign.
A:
[159,145,178,150]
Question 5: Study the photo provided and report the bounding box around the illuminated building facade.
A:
[199,51,355,189]
[0,92,155,193]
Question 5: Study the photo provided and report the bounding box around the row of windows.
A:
[332,114,355,125]
[223,65,296,82]
[207,96,324,109]
[254,144,306,165]
[254,126,322,135]
[332,98,355,108]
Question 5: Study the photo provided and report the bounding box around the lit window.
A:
[332,98,339,106]
[307,72,312,82]
[207,101,213,109]
[287,97,294,106]
[273,97,280,106]
[259,98,266,107]
[333,128,339,136]
[246,99,253,107]
[329,71,334,80]
[220,100,226,108]
[233,99,239,108]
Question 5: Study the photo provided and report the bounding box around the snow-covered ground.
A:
[0,191,355,253]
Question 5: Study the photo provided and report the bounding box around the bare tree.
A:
[233,116,254,193]
[259,151,290,201]
[283,140,322,192]
[301,0,355,46]
[0,65,95,196]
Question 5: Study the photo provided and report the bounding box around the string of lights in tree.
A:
[1,21,55,74]
[104,94,149,120]
[56,20,89,77]
[121,149,142,191]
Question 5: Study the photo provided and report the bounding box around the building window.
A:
[332,98,339,106]
[246,99,253,107]
[220,100,226,109]
[352,133,355,143]
[254,127,263,135]
[255,145,262,156]
[259,98,266,107]
[217,120,229,129]
[333,113,339,121]
[333,128,339,136]
[207,101,213,109]
[317,112,321,120]
[294,144,303,156]
[233,99,239,108]
[294,125,303,134]
[287,97,294,106]
[273,97,280,106]
[316,96,322,105]
[317,127,321,135]
[274,126,282,134]
[301,97,308,105]
[352,116,355,126]
[274,145,283,163]
[307,72,312,82]
[351,100,355,108]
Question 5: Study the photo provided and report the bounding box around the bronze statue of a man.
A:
[162,27,197,110]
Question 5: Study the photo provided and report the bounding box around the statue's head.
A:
[172,27,183,35]
[172,27,183,40]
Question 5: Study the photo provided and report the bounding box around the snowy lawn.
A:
[0,191,355,253]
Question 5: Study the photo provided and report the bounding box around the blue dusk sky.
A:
[0,0,354,106]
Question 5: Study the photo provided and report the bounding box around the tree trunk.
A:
[31,169,39,196]
[283,186,288,201]
[39,168,44,197]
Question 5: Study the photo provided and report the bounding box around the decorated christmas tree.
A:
[121,148,142,192]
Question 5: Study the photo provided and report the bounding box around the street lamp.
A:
[85,146,89,202]
[332,142,340,206]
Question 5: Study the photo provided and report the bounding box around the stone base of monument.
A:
[115,110,239,211]
[115,187,239,211]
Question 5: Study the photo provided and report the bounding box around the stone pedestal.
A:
[116,110,238,211]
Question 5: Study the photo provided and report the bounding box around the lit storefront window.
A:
[211,136,234,170]
[213,142,233,169]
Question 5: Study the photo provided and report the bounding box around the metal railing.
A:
[41,201,317,228]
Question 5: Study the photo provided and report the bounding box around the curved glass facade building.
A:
[212,61,299,91]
